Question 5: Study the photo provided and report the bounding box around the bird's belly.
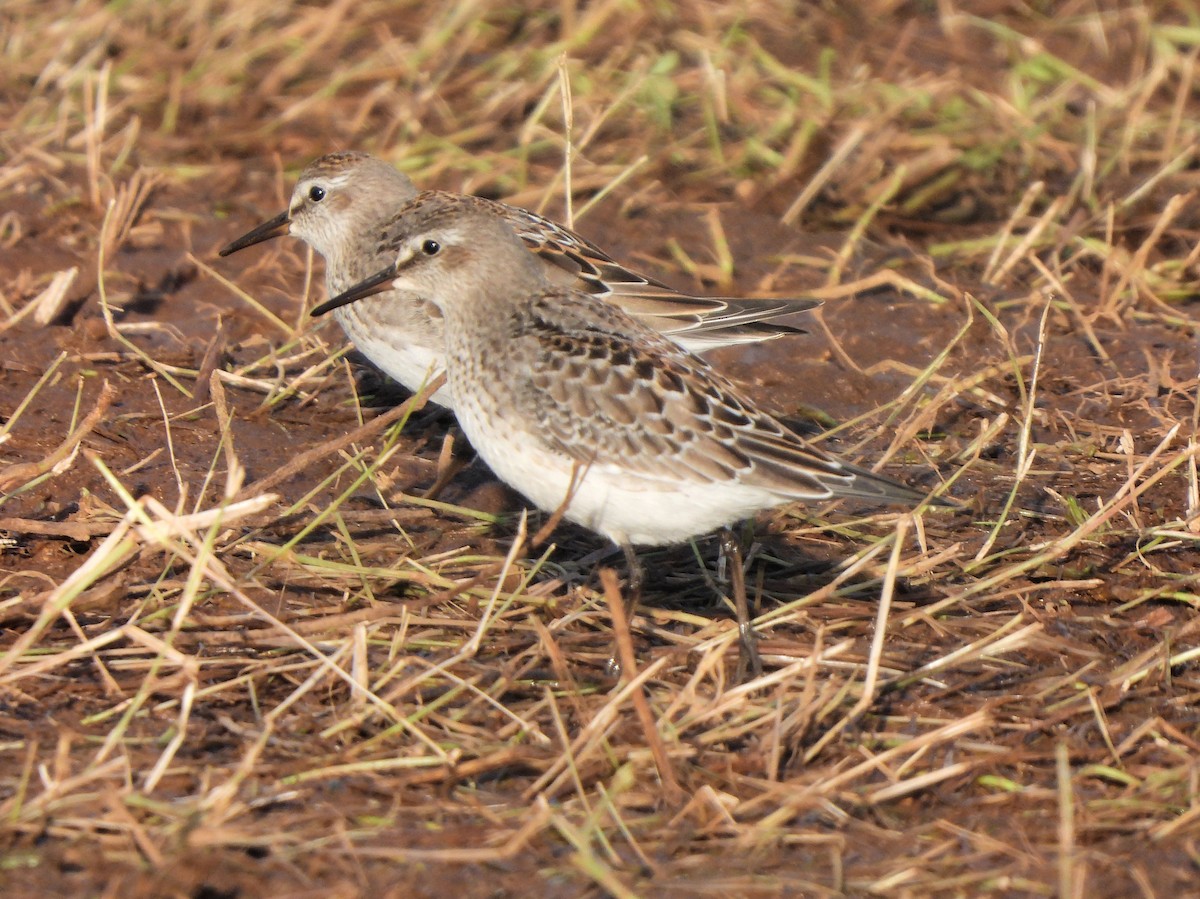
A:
[453,386,786,545]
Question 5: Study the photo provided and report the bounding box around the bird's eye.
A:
[421,239,441,256]
[308,186,326,202]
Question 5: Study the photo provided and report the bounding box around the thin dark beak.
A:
[218,209,292,257]
[310,264,399,317]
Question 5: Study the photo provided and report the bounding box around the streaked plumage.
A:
[313,194,946,549]
[219,152,818,406]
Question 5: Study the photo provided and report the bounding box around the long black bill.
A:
[310,264,399,317]
[218,210,292,257]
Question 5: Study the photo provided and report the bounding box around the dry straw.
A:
[2,0,1200,894]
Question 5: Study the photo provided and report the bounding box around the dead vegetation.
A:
[2,0,1200,895]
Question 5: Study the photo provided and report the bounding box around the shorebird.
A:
[312,193,950,676]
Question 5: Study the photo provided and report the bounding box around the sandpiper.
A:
[312,193,950,676]
[219,152,819,406]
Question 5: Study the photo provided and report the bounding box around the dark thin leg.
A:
[606,542,644,678]
[621,542,644,606]
[720,527,763,680]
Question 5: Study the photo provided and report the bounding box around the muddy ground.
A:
[3,1,1200,896]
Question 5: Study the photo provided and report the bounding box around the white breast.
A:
[450,374,789,546]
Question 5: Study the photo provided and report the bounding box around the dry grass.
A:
[3,0,1200,895]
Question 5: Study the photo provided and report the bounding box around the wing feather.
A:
[487,199,819,343]
[510,290,921,503]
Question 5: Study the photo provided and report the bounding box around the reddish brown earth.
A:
[5,2,1200,896]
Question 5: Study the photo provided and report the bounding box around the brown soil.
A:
[3,1,1200,896]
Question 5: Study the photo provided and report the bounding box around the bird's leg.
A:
[622,541,645,606]
[719,526,763,680]
[606,542,645,678]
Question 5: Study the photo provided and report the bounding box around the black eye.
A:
[422,239,441,256]
[308,186,326,202]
